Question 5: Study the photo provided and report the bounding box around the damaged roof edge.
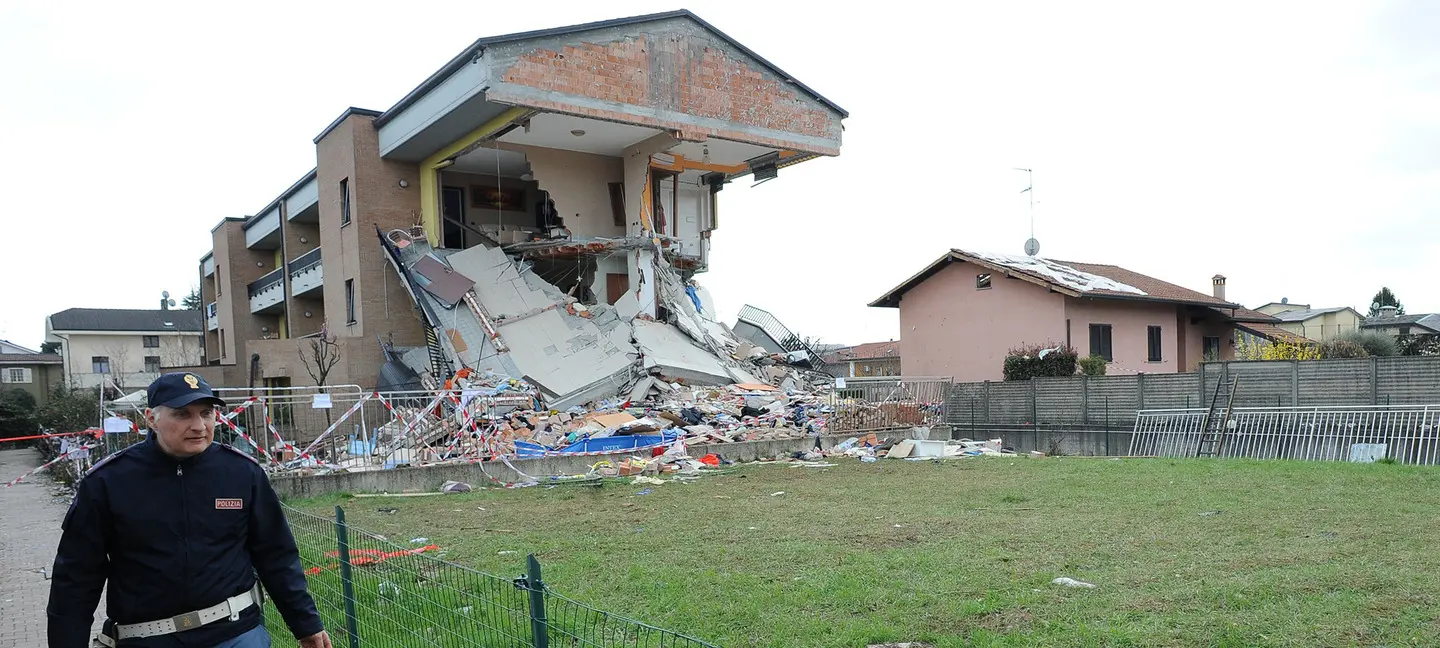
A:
[373,9,847,128]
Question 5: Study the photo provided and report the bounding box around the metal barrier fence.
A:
[828,376,950,432]
[270,504,717,647]
[1130,404,1440,464]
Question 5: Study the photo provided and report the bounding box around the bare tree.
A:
[101,343,134,393]
[297,321,342,387]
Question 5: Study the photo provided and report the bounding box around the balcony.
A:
[288,247,323,297]
[206,302,218,331]
[248,267,285,314]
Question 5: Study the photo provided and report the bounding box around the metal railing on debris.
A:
[1131,404,1440,464]
[828,376,950,433]
[270,504,717,648]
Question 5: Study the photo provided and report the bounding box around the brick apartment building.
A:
[191,11,846,391]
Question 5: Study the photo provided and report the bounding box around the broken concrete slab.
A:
[633,320,735,386]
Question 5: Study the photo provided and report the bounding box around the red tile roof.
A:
[824,341,900,363]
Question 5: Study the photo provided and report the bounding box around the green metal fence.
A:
[266,504,718,648]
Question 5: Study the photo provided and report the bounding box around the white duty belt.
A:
[95,585,259,646]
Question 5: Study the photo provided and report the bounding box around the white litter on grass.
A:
[966,251,1146,295]
[1051,577,1096,589]
[410,537,429,544]
[771,491,786,497]
[498,550,518,556]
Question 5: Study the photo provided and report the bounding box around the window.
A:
[92,356,111,374]
[3,368,31,384]
[339,178,351,226]
[1400,326,1411,336]
[142,335,159,348]
[1202,336,1221,360]
[976,273,992,290]
[1147,326,1163,362]
[345,279,356,324]
[1088,324,1113,362]
[144,356,161,373]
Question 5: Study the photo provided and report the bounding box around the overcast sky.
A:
[1,1,1435,350]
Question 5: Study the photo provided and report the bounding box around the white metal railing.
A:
[1130,404,1440,465]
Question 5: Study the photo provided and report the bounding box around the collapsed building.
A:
[186,11,846,412]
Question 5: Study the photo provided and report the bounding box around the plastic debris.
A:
[1051,577,1096,589]
[440,480,473,493]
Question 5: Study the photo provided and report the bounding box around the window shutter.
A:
[1089,325,1101,357]
[21,368,31,383]
[0,369,8,383]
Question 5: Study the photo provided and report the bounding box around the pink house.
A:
[869,250,1293,382]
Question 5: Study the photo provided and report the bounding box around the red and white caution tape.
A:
[301,393,372,456]
[4,443,98,487]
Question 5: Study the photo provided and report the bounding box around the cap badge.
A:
[184,374,199,389]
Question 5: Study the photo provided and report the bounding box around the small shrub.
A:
[1376,457,1397,465]
[1397,333,1440,356]
[1078,355,1108,376]
[1002,344,1078,381]
[1235,337,1321,361]
[1339,330,1399,357]
[1319,339,1369,360]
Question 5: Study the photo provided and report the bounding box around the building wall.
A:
[315,113,426,346]
[505,144,625,239]
[897,262,1067,382]
[1063,298,1180,374]
[211,220,272,364]
[842,357,901,378]
[0,363,64,407]
[52,332,203,390]
[1278,310,1362,342]
[1179,315,1237,372]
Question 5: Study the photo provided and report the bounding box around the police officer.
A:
[46,372,332,648]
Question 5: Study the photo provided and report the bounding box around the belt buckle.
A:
[171,611,204,632]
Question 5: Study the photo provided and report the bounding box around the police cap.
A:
[146,372,227,409]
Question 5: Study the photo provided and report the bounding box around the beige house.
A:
[1254,301,1363,342]
[0,353,64,407]
[45,308,205,391]
[824,341,902,378]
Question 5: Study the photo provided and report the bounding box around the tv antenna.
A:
[1014,167,1040,256]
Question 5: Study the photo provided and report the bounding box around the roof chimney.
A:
[1380,305,1398,319]
[1212,274,1227,302]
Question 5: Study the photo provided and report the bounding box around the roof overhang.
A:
[374,10,845,163]
[870,250,1249,310]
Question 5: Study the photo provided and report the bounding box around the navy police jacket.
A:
[46,436,323,647]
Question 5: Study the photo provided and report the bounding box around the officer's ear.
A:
[144,407,159,429]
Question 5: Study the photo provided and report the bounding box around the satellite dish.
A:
[167,299,177,307]
[1024,238,1041,257]
[162,290,170,299]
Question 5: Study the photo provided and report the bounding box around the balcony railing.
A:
[248,267,285,298]
[288,246,322,276]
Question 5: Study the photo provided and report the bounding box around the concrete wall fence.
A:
[945,356,1440,429]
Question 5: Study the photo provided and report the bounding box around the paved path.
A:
[0,447,104,646]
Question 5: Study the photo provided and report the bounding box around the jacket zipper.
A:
[178,464,190,605]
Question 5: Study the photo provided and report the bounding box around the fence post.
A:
[1137,373,1146,412]
[1370,356,1379,405]
[1029,379,1039,425]
[1291,360,1300,406]
[526,554,550,648]
[983,381,991,424]
[334,506,361,648]
[1198,362,1207,404]
[1081,375,1089,425]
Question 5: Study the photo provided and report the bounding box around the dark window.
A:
[1202,336,1221,360]
[345,279,356,324]
[1066,319,1071,347]
[340,178,351,226]
[976,273,992,290]
[1089,324,1113,362]
[142,335,159,348]
[1147,326,1163,362]
[92,356,111,374]
[1400,326,1411,336]
[144,356,161,373]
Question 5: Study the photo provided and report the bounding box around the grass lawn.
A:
[282,457,1440,647]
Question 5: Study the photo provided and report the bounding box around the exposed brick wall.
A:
[496,32,840,151]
